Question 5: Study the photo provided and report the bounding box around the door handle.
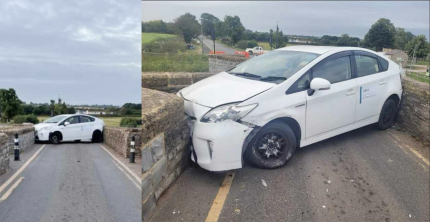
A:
[379,80,387,85]
[346,89,355,96]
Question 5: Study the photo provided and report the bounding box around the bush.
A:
[237,40,258,49]
[13,115,39,124]
[120,117,141,127]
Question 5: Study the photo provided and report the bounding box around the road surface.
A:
[0,143,141,222]
[203,37,236,54]
[149,126,429,222]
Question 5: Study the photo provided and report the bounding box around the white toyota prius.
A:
[34,114,105,144]
[178,46,403,172]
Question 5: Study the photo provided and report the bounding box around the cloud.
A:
[0,0,141,105]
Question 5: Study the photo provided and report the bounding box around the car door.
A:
[305,51,358,138]
[353,51,388,122]
[60,116,81,141]
[79,115,95,139]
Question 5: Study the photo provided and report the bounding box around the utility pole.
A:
[200,18,204,54]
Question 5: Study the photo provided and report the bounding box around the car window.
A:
[355,55,380,77]
[312,56,351,84]
[80,116,92,123]
[65,116,79,124]
[286,72,310,94]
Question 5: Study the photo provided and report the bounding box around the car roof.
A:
[277,45,338,54]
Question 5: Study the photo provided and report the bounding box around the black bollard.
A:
[14,133,20,161]
[129,136,135,163]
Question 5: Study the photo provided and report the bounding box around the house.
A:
[75,107,114,115]
[288,37,312,44]
[382,48,409,68]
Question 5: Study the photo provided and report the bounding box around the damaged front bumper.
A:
[190,119,254,172]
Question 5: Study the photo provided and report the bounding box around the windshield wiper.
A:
[229,72,262,79]
[259,76,287,81]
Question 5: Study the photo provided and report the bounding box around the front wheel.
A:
[245,121,296,169]
[50,132,61,144]
[248,51,253,55]
[377,98,397,130]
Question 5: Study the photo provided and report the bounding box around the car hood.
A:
[34,123,56,131]
[179,72,275,108]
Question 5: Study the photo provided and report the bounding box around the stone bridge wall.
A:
[396,77,430,144]
[0,126,35,154]
[103,127,142,157]
[141,88,190,221]
[0,133,8,176]
[208,54,248,72]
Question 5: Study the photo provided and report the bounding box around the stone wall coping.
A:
[104,126,142,132]
[0,126,35,135]
[208,54,248,62]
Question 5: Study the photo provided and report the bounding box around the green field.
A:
[416,60,430,66]
[37,116,122,127]
[142,53,208,72]
[142,33,175,44]
[406,72,429,84]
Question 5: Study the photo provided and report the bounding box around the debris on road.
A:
[235,209,241,214]
[261,179,267,187]
[322,205,326,209]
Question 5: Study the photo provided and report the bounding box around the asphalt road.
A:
[149,126,429,222]
[203,37,236,54]
[0,143,141,222]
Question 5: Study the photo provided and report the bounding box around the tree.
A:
[363,18,396,51]
[34,105,47,116]
[173,13,200,44]
[21,104,34,115]
[0,88,22,121]
[405,35,430,60]
[394,27,408,50]
[223,15,245,45]
[201,13,220,36]
[337,34,350,46]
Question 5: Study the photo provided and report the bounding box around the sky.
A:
[0,0,141,106]
[142,1,430,39]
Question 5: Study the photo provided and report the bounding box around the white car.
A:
[178,46,403,172]
[34,114,104,144]
[246,46,269,55]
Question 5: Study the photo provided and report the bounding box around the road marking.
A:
[110,159,141,190]
[390,133,429,168]
[100,145,141,185]
[0,145,46,194]
[0,177,24,202]
[205,171,236,222]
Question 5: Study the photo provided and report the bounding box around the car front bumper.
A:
[190,119,254,172]
[35,130,49,141]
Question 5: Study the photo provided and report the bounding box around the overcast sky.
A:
[0,0,141,106]
[142,1,429,39]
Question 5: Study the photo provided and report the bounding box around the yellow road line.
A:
[205,171,236,222]
[100,145,141,185]
[0,177,24,201]
[406,145,429,166]
[0,145,46,194]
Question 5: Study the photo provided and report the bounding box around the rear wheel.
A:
[92,130,102,143]
[245,121,296,169]
[377,98,397,130]
[49,132,61,144]
[248,50,253,55]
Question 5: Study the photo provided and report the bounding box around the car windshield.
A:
[43,115,68,123]
[228,50,320,83]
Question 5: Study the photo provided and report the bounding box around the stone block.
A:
[151,156,167,186]
[168,73,192,86]
[142,193,157,222]
[150,134,164,162]
[142,171,153,201]
[142,146,154,173]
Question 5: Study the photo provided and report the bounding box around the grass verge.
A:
[406,72,429,84]
[142,53,209,72]
[142,33,175,44]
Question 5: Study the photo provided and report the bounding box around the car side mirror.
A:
[307,78,331,96]
[64,122,70,126]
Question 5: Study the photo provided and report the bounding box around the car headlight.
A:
[39,126,52,131]
[200,103,258,123]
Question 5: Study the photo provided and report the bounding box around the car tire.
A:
[248,51,253,55]
[245,121,296,169]
[377,98,398,130]
[49,132,61,144]
[92,130,103,143]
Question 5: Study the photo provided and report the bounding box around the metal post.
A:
[129,136,135,163]
[14,133,20,161]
